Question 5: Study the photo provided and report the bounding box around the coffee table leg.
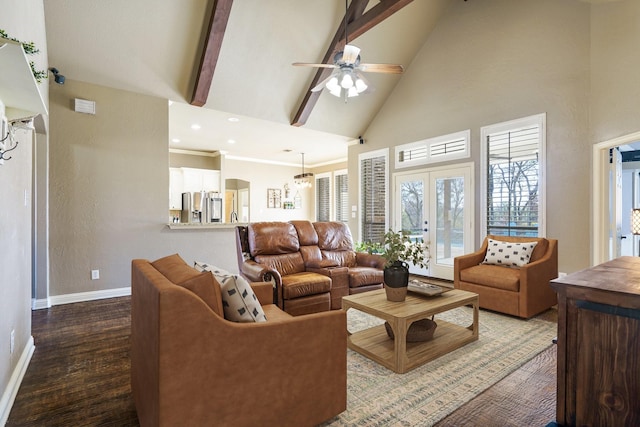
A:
[394,318,408,373]
[467,297,479,338]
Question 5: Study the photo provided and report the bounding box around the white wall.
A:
[0,0,47,422]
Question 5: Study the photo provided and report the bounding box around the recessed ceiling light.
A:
[171,138,181,143]
[227,117,240,122]
[191,124,201,130]
[227,139,236,144]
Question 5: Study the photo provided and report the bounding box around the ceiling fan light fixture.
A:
[347,86,359,97]
[355,78,368,93]
[340,72,354,89]
[326,76,340,92]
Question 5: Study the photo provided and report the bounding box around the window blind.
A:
[486,125,540,237]
[316,176,331,221]
[361,154,387,243]
[335,173,349,223]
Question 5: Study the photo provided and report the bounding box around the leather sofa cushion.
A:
[281,272,331,300]
[314,222,354,251]
[459,264,520,292]
[348,266,384,288]
[255,252,306,276]
[249,222,300,256]
[299,245,323,266]
[152,253,200,283]
[323,250,357,268]
[291,220,319,246]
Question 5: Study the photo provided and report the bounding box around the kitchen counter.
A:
[167,222,247,230]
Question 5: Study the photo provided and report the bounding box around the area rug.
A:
[320,306,557,427]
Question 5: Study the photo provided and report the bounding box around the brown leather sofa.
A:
[236,221,384,315]
[131,254,347,427]
[453,235,558,318]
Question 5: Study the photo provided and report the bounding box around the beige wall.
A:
[48,80,244,297]
[349,0,593,274]
[590,1,640,142]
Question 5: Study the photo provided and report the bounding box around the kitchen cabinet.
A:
[181,167,220,193]
[169,167,184,210]
[550,256,640,426]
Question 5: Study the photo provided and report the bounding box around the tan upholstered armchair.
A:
[454,235,558,318]
[131,256,347,427]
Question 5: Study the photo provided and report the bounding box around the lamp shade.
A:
[632,208,640,235]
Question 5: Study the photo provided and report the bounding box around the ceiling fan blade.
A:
[292,62,337,69]
[358,63,404,74]
[342,44,361,65]
[311,73,338,92]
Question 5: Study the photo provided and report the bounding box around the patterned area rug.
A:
[320,306,557,427]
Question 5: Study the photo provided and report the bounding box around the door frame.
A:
[392,162,474,280]
[592,130,640,265]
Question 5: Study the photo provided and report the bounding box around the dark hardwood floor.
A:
[7,297,557,426]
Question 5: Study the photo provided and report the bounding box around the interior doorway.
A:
[593,130,640,264]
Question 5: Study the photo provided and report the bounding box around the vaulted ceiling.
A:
[43,0,450,165]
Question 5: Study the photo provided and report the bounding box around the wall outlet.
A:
[91,269,100,280]
[10,329,15,354]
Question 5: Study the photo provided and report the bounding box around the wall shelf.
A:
[0,38,48,121]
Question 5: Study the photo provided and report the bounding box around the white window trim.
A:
[358,148,389,242]
[480,113,546,240]
[395,129,471,169]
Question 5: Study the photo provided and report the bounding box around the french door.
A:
[393,164,474,280]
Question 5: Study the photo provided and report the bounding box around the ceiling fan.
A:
[292,0,404,100]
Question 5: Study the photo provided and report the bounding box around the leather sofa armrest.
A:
[306,259,339,269]
[250,282,275,306]
[356,252,386,269]
[307,266,349,278]
[240,259,281,284]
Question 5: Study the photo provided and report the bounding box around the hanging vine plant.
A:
[0,29,48,83]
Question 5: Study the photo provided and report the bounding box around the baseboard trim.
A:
[31,297,51,310]
[49,287,131,306]
[0,336,35,426]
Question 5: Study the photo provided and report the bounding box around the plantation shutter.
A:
[335,173,349,223]
[361,154,386,244]
[486,125,540,237]
[316,176,331,221]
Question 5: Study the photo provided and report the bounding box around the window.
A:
[316,173,331,221]
[334,170,349,223]
[481,114,546,238]
[359,149,388,244]
[395,130,470,169]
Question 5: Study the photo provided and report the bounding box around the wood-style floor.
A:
[7,297,557,426]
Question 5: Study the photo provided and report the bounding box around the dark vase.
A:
[384,260,409,302]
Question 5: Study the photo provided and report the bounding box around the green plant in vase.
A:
[378,229,429,301]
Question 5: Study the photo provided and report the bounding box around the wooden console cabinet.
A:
[550,257,640,426]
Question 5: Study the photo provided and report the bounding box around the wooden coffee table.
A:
[342,288,479,373]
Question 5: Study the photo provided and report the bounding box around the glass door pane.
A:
[430,166,472,280]
[395,173,429,276]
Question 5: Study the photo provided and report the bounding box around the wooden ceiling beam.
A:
[191,0,234,107]
[291,0,414,127]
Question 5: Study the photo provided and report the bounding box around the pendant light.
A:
[294,153,313,189]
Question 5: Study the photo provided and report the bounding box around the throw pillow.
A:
[218,275,267,323]
[483,239,538,267]
[194,261,268,322]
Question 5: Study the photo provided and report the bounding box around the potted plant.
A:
[361,229,429,301]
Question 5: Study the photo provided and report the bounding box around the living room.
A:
[2,0,640,425]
